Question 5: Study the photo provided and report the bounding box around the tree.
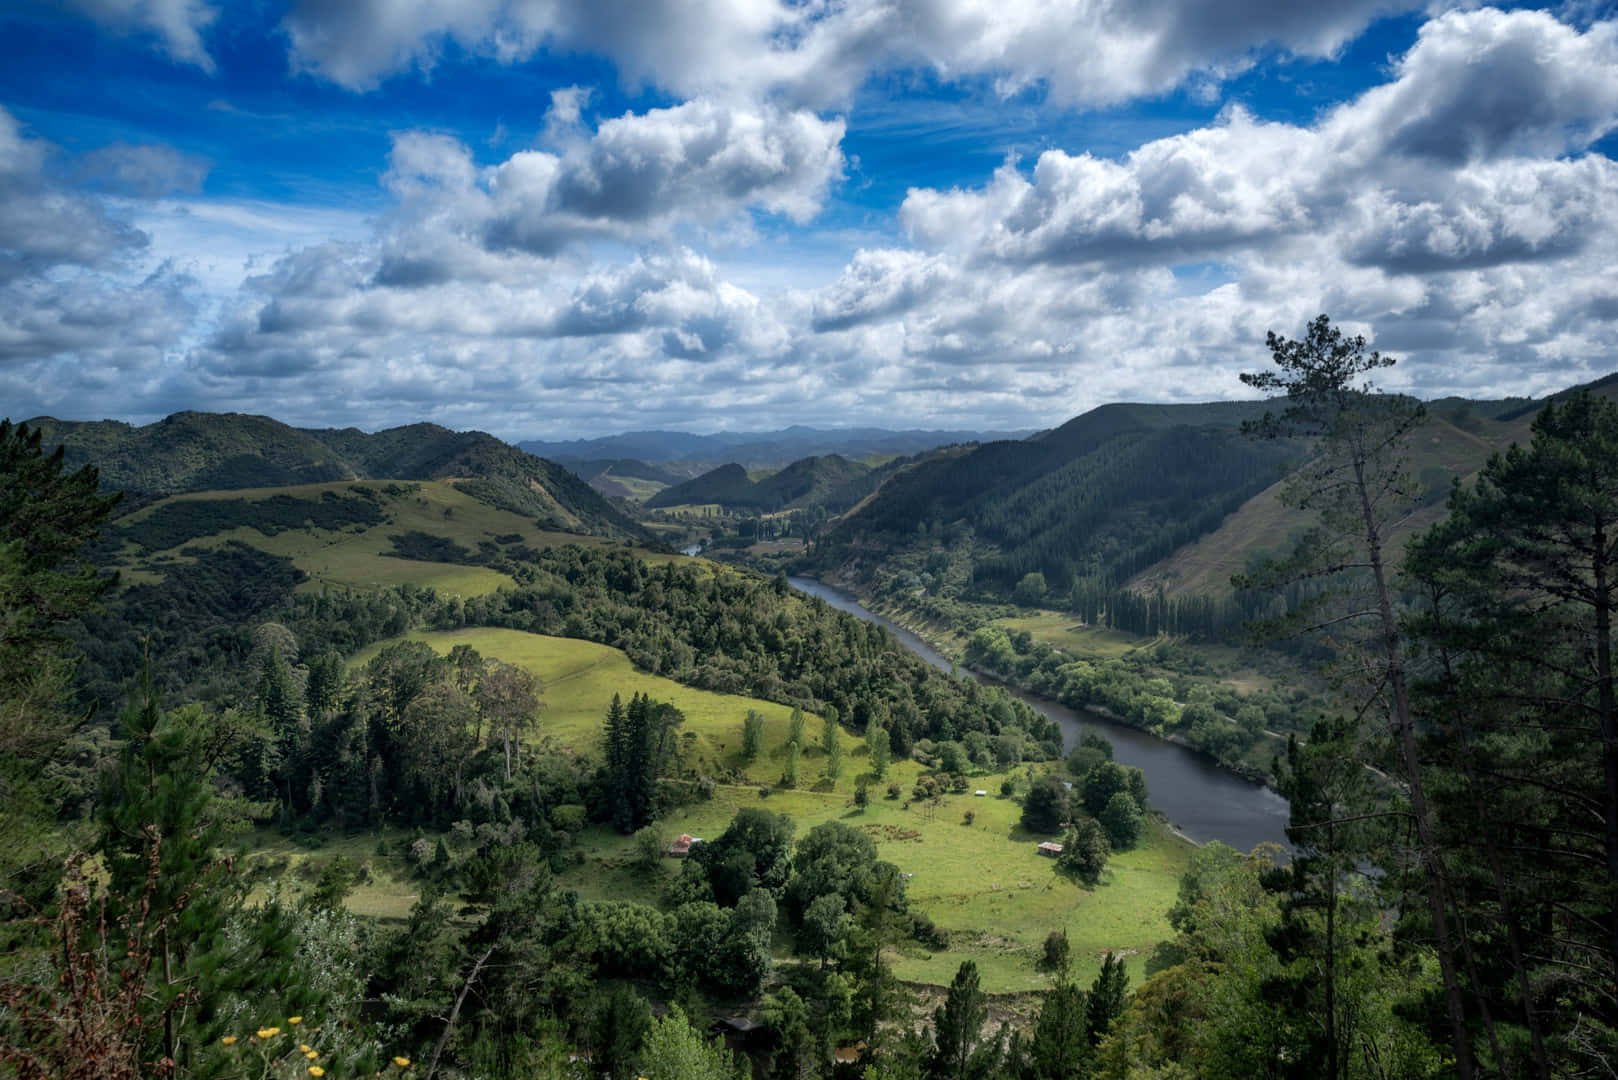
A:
[1027,981,1089,1080]
[692,807,796,902]
[823,707,843,764]
[1238,314,1473,1079]
[1099,791,1143,851]
[1058,819,1110,886]
[1014,572,1048,606]
[1086,952,1128,1046]
[800,892,850,969]
[603,693,657,832]
[476,660,541,781]
[588,985,653,1079]
[827,726,844,781]
[788,705,806,748]
[0,419,121,671]
[786,821,881,917]
[1021,774,1069,834]
[741,708,766,762]
[641,1005,744,1080]
[1404,391,1618,1071]
[782,740,799,789]
[929,960,997,1080]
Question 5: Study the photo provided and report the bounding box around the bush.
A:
[911,911,949,949]
[886,782,902,800]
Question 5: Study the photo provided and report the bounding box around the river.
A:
[788,577,1291,853]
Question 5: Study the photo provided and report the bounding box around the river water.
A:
[788,577,1291,853]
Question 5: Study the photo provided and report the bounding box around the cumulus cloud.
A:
[281,0,1421,107]
[0,108,198,422]
[371,100,843,286]
[65,0,217,71]
[0,109,149,283]
[795,8,1618,420]
[897,9,1618,276]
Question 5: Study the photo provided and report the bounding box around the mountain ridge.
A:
[24,411,648,541]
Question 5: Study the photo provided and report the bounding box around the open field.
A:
[991,613,1147,659]
[341,626,1194,991]
[110,479,678,597]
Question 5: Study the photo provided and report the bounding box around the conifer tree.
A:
[1238,314,1473,1079]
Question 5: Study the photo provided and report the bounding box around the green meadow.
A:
[345,627,1194,992]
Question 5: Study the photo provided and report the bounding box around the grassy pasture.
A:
[990,613,1147,659]
[344,627,1193,991]
[110,479,677,597]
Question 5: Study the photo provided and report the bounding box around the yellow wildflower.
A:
[306,1052,319,1060]
[393,1056,411,1068]
[300,1045,312,1053]
[309,1068,325,1077]
[289,1016,303,1025]
[257,1027,282,1039]
[221,1036,238,1046]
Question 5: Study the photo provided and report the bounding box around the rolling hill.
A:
[25,411,647,541]
[645,454,879,513]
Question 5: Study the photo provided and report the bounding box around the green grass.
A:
[566,779,1191,994]
[333,626,1194,991]
[349,628,853,788]
[991,613,1149,659]
[111,479,678,597]
[243,827,423,920]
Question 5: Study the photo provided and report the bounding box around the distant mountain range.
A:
[519,425,1033,468]
[24,411,645,540]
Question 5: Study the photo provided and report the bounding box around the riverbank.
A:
[843,582,1277,786]
[788,576,1291,853]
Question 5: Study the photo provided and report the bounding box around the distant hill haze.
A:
[520,424,1033,469]
[23,411,647,541]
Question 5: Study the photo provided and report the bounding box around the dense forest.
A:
[6,324,1618,1078]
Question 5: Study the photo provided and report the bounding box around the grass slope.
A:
[1129,410,1519,597]
[110,480,675,597]
[345,627,1194,991]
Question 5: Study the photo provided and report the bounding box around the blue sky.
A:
[2,1,1616,439]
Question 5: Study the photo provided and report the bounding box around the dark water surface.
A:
[788,577,1290,852]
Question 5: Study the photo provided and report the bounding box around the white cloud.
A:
[371,100,844,286]
[65,0,217,71]
[280,0,1423,107]
[0,109,149,283]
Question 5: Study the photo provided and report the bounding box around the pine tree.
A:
[1027,981,1089,1080]
[930,960,996,1080]
[1238,314,1473,1079]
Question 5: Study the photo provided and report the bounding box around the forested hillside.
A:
[28,412,646,540]
[810,402,1299,602]
[647,454,877,514]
